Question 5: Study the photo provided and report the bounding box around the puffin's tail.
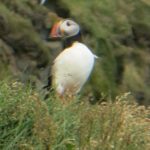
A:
[94,54,99,59]
[43,76,52,90]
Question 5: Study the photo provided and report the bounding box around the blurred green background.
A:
[0,0,150,105]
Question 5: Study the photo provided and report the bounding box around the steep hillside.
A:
[0,0,150,105]
[0,1,150,149]
[0,0,58,88]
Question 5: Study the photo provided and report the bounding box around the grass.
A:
[0,1,149,149]
[0,79,149,150]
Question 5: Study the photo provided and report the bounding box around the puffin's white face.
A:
[50,19,80,38]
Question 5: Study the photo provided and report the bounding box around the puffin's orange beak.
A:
[50,21,62,38]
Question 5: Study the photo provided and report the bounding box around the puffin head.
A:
[50,19,80,39]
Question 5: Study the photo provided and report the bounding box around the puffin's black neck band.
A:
[62,31,82,48]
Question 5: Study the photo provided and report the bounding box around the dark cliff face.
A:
[0,0,150,105]
[0,0,58,87]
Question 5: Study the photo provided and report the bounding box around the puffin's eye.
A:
[66,21,71,26]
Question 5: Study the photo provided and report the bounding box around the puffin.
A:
[47,19,97,97]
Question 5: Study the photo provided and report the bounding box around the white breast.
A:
[52,42,96,96]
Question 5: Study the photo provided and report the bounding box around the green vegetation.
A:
[0,0,150,104]
[0,79,149,150]
[0,0,150,149]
